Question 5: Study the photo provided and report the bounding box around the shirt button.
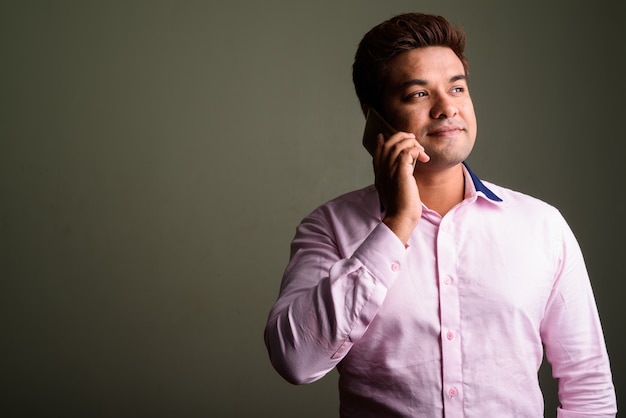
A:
[448,387,458,397]
[443,276,452,285]
[446,331,455,340]
[391,262,400,272]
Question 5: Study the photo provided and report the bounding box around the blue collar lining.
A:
[463,162,503,202]
[379,162,503,213]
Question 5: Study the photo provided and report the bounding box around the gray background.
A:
[2,1,624,417]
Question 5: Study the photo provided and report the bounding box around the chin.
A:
[425,149,471,166]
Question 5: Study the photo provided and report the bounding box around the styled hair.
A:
[352,13,468,113]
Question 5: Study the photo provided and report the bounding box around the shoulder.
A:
[480,180,568,228]
[485,180,558,210]
[308,184,379,219]
[295,185,381,240]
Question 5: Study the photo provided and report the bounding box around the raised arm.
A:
[264,214,406,384]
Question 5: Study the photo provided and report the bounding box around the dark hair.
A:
[352,13,468,113]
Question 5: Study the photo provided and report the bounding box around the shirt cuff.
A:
[352,222,408,289]
[557,407,616,418]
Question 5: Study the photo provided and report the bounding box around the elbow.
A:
[264,321,324,385]
[270,354,327,385]
[271,356,319,385]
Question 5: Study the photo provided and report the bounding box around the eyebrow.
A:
[400,74,467,89]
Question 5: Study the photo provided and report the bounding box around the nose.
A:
[430,93,458,119]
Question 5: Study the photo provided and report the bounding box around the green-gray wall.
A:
[2,1,624,416]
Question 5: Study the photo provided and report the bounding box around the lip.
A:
[427,124,464,136]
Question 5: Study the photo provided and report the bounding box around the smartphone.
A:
[362,108,397,156]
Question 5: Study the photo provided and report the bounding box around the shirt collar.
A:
[379,162,503,213]
[462,162,503,202]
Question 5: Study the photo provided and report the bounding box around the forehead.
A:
[385,46,466,86]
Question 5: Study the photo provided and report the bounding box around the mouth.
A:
[427,124,464,137]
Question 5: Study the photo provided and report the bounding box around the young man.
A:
[264,13,616,417]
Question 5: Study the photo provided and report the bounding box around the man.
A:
[264,12,616,417]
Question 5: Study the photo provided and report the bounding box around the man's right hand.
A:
[374,132,430,245]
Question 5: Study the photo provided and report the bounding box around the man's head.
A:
[353,13,476,169]
[353,13,468,115]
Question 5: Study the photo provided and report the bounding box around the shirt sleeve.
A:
[264,212,407,385]
[540,217,617,417]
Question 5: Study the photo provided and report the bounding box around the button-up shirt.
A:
[264,164,616,417]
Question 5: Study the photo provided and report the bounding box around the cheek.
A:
[463,105,477,130]
[396,111,429,134]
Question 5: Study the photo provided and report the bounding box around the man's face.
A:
[382,46,477,170]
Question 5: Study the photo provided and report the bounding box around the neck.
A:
[415,163,465,216]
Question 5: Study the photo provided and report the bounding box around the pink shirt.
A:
[265,164,616,417]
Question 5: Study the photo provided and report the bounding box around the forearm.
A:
[264,263,384,384]
[264,222,405,384]
[543,222,617,416]
[550,295,616,417]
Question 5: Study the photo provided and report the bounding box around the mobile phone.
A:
[362,108,397,156]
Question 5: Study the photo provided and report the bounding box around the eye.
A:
[406,91,427,100]
[450,86,466,94]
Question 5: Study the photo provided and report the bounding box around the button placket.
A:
[436,218,463,414]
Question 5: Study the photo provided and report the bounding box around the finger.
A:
[382,133,417,162]
[384,132,415,149]
[400,144,429,165]
[396,137,429,164]
[416,149,430,163]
